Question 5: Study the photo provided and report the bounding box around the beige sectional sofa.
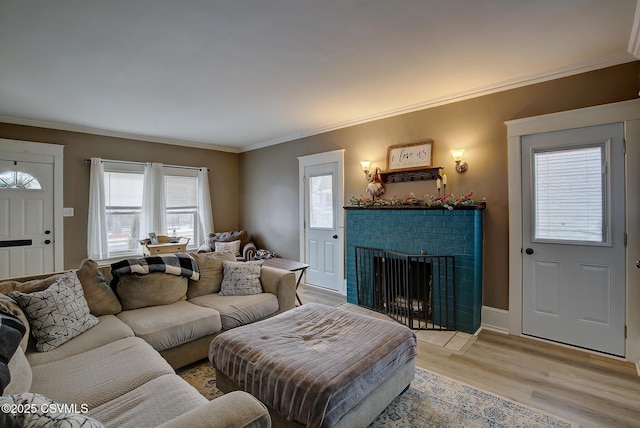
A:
[0,251,297,427]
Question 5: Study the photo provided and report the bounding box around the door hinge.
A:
[623,138,627,154]
[624,232,628,247]
[625,325,627,339]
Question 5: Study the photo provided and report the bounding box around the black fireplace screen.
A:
[355,246,455,330]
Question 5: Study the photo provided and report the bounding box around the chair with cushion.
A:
[197,230,257,261]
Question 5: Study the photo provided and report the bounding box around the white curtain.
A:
[197,168,214,239]
[87,158,109,259]
[139,162,166,241]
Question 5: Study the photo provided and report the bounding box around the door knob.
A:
[525,248,534,255]
[44,240,51,245]
[332,235,338,239]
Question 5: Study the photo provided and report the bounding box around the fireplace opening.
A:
[355,246,456,330]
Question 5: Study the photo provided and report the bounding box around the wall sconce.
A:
[360,160,372,180]
[450,149,468,173]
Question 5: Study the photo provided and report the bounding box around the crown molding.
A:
[0,116,240,153]
[240,53,637,152]
[1,53,635,155]
[629,0,640,59]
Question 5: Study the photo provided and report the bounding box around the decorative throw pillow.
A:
[10,271,99,352]
[219,260,264,296]
[76,259,122,316]
[187,250,237,298]
[0,393,104,428]
[116,273,188,310]
[215,240,241,257]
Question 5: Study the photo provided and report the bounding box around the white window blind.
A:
[533,145,605,243]
[164,172,198,244]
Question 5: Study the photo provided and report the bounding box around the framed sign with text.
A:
[387,141,434,171]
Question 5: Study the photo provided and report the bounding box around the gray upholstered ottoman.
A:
[209,303,416,428]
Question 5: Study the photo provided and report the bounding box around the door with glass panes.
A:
[521,123,625,356]
[304,162,341,292]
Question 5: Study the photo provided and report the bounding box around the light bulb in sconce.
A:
[360,160,372,180]
[450,149,468,173]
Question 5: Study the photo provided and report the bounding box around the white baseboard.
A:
[636,361,640,377]
[481,306,510,334]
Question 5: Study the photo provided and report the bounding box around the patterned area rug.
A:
[177,361,577,427]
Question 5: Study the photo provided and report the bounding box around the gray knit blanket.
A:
[209,303,416,428]
[110,253,200,287]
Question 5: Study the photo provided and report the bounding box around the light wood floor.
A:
[298,283,640,428]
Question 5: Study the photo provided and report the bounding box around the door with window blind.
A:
[521,123,625,356]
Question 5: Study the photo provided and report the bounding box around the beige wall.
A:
[0,125,239,269]
[0,62,637,308]
[239,61,640,310]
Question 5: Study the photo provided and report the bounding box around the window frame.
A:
[163,166,200,249]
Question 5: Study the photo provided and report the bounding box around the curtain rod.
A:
[83,158,209,172]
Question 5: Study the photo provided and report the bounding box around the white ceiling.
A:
[1,1,638,153]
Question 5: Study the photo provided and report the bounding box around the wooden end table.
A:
[262,258,310,305]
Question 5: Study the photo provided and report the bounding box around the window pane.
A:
[165,175,198,246]
[0,170,42,189]
[534,146,604,242]
[166,210,196,243]
[104,171,144,254]
[106,210,141,254]
[309,174,334,229]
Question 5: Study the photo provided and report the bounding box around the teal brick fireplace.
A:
[345,205,485,333]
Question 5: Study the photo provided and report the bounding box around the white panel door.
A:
[304,162,341,291]
[521,123,625,356]
[0,161,54,277]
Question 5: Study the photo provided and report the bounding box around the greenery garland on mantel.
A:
[346,192,486,210]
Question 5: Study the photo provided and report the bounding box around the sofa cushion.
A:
[76,258,122,316]
[219,260,264,296]
[10,271,99,352]
[27,315,134,367]
[215,240,241,257]
[117,273,188,310]
[88,374,207,427]
[0,393,104,428]
[189,293,279,330]
[187,250,237,298]
[116,300,222,352]
[30,337,174,409]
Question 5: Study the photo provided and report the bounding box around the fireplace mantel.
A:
[345,205,485,333]
[344,203,486,211]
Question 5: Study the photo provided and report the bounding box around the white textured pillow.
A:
[215,240,241,257]
[219,260,264,296]
[10,271,99,352]
[0,393,104,427]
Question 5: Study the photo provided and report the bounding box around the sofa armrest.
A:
[260,266,295,313]
[242,242,257,261]
[157,391,270,428]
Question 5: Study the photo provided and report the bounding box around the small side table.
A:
[262,258,310,305]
